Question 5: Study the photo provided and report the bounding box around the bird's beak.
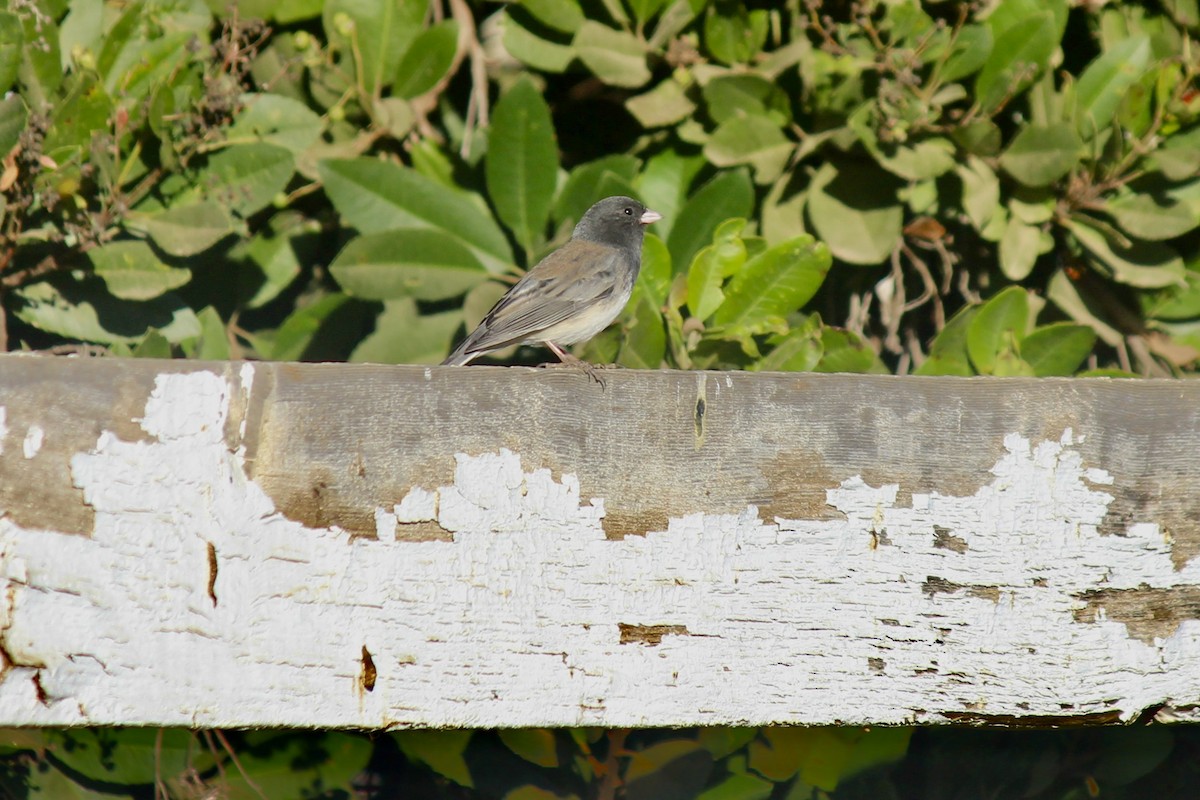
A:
[639,209,662,225]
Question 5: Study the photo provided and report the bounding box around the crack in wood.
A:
[940,709,1123,727]
[206,542,218,607]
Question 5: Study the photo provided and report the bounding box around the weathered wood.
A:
[1,354,1199,728]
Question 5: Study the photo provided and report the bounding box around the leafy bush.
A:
[4,0,1197,375]
[3,0,1200,796]
[3,724,1196,799]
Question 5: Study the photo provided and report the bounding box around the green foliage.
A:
[4,724,1198,799]
[2,0,1195,374]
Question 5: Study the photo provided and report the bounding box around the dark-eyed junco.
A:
[442,196,661,369]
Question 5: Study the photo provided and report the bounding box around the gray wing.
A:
[445,242,622,363]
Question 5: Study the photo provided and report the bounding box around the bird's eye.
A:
[624,207,633,215]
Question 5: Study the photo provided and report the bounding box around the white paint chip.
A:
[21,425,43,459]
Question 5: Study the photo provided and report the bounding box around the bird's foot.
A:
[539,351,610,387]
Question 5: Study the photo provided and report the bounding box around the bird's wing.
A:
[450,241,622,358]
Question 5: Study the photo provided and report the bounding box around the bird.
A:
[442,196,662,374]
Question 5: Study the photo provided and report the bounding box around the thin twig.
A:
[595,729,628,800]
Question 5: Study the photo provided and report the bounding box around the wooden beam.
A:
[1,356,1199,728]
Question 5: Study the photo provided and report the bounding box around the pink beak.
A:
[639,209,662,225]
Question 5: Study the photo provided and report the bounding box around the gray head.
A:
[572,196,662,250]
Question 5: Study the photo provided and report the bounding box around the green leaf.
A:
[394,730,474,787]
[187,306,233,361]
[1075,35,1152,135]
[269,293,355,361]
[15,275,201,344]
[132,330,172,359]
[634,232,672,307]
[502,11,574,73]
[1020,323,1096,375]
[953,118,1003,157]
[504,786,577,800]
[704,115,793,185]
[847,105,956,181]
[625,739,712,798]
[838,727,913,781]
[915,306,977,376]
[555,155,640,229]
[704,1,768,65]
[957,157,1001,231]
[275,0,322,22]
[1000,123,1083,187]
[203,143,294,217]
[88,241,192,300]
[1066,219,1186,288]
[237,223,305,309]
[321,158,513,273]
[574,21,650,88]
[974,12,1057,112]
[698,774,774,800]
[697,728,759,760]
[95,1,199,104]
[703,75,789,125]
[626,79,696,128]
[1104,192,1198,241]
[687,219,747,320]
[750,728,903,792]
[752,315,823,372]
[394,20,458,99]
[350,298,462,364]
[219,732,371,800]
[517,0,584,33]
[125,202,235,258]
[498,729,559,768]
[713,235,832,329]
[486,78,559,257]
[1146,270,1200,321]
[225,93,324,155]
[938,23,992,82]
[881,138,957,182]
[966,286,1030,374]
[807,162,903,266]
[45,729,195,786]
[330,229,488,301]
[28,765,116,800]
[667,169,754,274]
[1046,268,1122,346]
[42,73,113,158]
[628,0,671,26]
[636,148,706,244]
[0,12,22,94]
[1150,126,1200,181]
[987,0,1067,39]
[323,0,424,95]
[814,328,881,373]
[998,216,1045,280]
[0,93,28,158]
[18,5,62,107]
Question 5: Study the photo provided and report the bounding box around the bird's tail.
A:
[441,341,475,366]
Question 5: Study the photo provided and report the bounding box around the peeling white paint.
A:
[0,370,1198,728]
[21,425,43,459]
[238,362,255,441]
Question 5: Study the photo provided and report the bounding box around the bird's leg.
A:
[542,341,606,386]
